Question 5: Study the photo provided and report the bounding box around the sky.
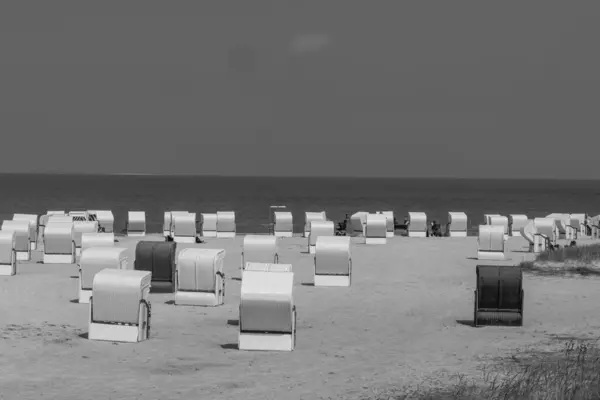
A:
[1,2,599,179]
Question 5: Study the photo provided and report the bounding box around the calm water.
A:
[1,174,599,234]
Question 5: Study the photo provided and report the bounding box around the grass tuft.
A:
[519,244,600,277]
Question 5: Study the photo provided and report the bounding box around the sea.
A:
[1,174,599,235]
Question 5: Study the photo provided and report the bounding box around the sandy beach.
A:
[1,234,600,399]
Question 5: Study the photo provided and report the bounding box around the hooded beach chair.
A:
[242,235,279,269]
[81,232,115,252]
[269,205,287,235]
[239,266,296,351]
[0,231,16,276]
[134,241,177,293]
[546,213,569,239]
[376,211,395,237]
[73,220,99,257]
[88,269,152,343]
[172,212,197,243]
[508,215,528,237]
[568,213,587,240]
[489,215,509,239]
[347,211,368,236]
[447,212,468,237]
[78,247,128,303]
[314,236,351,287]
[12,214,38,250]
[200,213,218,237]
[484,214,501,225]
[175,248,226,306]
[2,220,31,261]
[308,220,335,254]
[477,225,506,260]
[216,211,236,238]
[519,220,536,252]
[163,211,187,238]
[273,211,293,237]
[43,222,75,263]
[407,212,427,237]
[304,211,326,238]
[474,265,524,327]
[126,211,146,237]
[364,213,387,244]
[591,215,600,239]
[93,210,114,233]
[533,218,557,252]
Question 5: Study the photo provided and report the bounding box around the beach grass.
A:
[519,243,600,276]
[369,340,600,400]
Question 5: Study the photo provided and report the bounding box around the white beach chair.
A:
[364,213,387,244]
[308,220,335,254]
[78,247,128,303]
[304,211,326,238]
[520,219,536,253]
[242,235,279,269]
[12,214,38,250]
[376,211,395,237]
[73,221,99,257]
[447,212,468,237]
[200,213,218,238]
[1,220,31,261]
[81,232,115,252]
[88,269,152,343]
[348,211,368,236]
[172,212,197,243]
[216,211,236,238]
[175,248,226,306]
[126,211,146,237]
[239,266,296,351]
[484,214,501,225]
[93,210,114,233]
[314,236,351,287]
[489,215,509,240]
[43,223,75,264]
[273,211,293,237]
[407,212,427,237]
[477,225,506,260]
[508,214,528,237]
[533,218,558,252]
[0,231,16,276]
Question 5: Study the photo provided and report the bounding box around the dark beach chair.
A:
[474,265,524,327]
[134,241,177,293]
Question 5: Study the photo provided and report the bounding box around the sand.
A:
[1,234,600,400]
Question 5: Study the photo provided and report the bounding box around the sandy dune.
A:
[1,234,599,399]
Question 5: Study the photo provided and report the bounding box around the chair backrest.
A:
[315,236,351,275]
[216,211,236,232]
[201,213,218,231]
[489,215,509,235]
[172,212,196,236]
[448,212,467,232]
[476,265,523,311]
[365,214,387,238]
[304,211,327,232]
[478,225,505,252]
[534,218,557,241]
[134,241,177,282]
[0,231,16,264]
[177,248,225,292]
[127,211,146,231]
[2,220,31,251]
[92,269,151,324]
[274,211,293,232]
[309,220,335,246]
[243,235,278,264]
[408,212,427,231]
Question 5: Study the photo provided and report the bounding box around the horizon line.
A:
[0,172,598,181]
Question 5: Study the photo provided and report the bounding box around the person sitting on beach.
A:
[430,220,442,237]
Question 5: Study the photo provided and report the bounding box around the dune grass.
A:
[367,339,600,400]
[519,243,600,276]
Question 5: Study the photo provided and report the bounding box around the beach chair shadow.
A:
[221,343,238,350]
[226,319,239,326]
[456,319,476,327]
[164,300,175,305]
[301,282,314,287]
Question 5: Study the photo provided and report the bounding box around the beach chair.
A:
[364,213,387,244]
[407,212,427,237]
[73,221,99,257]
[591,215,600,239]
[134,241,177,293]
[12,214,39,250]
[216,211,236,238]
[0,231,16,276]
[93,210,114,233]
[126,211,146,237]
[269,205,287,235]
[477,225,506,260]
[242,235,279,269]
[175,248,226,306]
[2,220,31,261]
[533,218,557,252]
[347,211,368,236]
[78,247,128,303]
[447,212,468,237]
[172,212,197,243]
[474,265,524,327]
[484,214,501,225]
[43,222,75,263]
[81,232,115,252]
[376,211,395,237]
[520,220,536,252]
[489,215,509,239]
[546,213,568,239]
[88,269,152,343]
[314,236,351,287]
[308,220,335,254]
[162,211,186,238]
[508,215,528,237]
[273,211,293,237]
[239,266,296,351]
[304,211,327,238]
[200,213,218,238]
